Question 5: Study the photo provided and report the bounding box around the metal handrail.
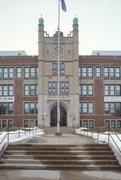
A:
[0,126,41,158]
[108,128,121,154]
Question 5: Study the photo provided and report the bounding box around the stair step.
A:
[4,150,113,155]
[0,164,120,170]
[7,147,111,151]
[0,159,119,165]
[3,154,116,160]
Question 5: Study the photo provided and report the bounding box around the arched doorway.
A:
[50,105,67,127]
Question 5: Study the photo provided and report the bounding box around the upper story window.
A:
[52,63,65,76]
[104,67,120,79]
[79,84,93,96]
[24,85,38,96]
[0,85,13,96]
[104,84,121,96]
[24,102,38,114]
[48,81,69,94]
[79,67,93,79]
[0,102,13,114]
[24,67,38,78]
[96,67,101,78]
[80,102,94,114]
[0,67,14,79]
[16,67,22,78]
[104,102,121,115]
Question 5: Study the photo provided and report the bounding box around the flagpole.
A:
[57,0,60,134]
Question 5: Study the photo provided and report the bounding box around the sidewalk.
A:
[0,134,121,180]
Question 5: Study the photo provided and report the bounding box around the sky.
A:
[0,0,121,55]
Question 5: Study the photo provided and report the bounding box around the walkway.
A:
[0,133,121,180]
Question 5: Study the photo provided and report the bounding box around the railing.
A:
[0,126,43,158]
[75,127,121,154]
[109,128,121,154]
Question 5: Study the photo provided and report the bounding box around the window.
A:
[82,68,87,78]
[30,68,36,78]
[3,68,8,79]
[0,68,3,79]
[105,102,121,114]
[105,120,110,128]
[0,103,13,114]
[96,67,101,78]
[89,120,94,128]
[16,67,22,78]
[111,120,116,128]
[24,85,29,96]
[24,67,29,78]
[0,85,2,96]
[104,67,109,78]
[79,68,81,77]
[80,85,93,96]
[88,67,93,78]
[24,103,29,114]
[24,85,38,96]
[110,85,115,96]
[104,85,109,96]
[24,102,38,114]
[82,120,88,128]
[117,120,121,128]
[82,85,87,96]
[104,67,121,79]
[80,67,93,78]
[3,85,13,96]
[48,81,69,94]
[105,103,110,114]
[80,102,94,114]
[52,63,65,76]
[110,68,114,78]
[104,85,121,96]
[115,67,120,78]
[30,85,36,96]
[9,68,14,78]
[24,120,36,128]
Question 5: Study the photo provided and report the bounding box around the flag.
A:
[60,0,67,12]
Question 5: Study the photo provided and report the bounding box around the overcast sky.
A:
[0,0,121,55]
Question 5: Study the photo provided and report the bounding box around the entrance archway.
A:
[50,105,67,127]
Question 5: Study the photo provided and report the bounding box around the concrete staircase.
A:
[0,143,121,171]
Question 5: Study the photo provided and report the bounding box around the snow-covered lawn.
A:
[75,128,121,153]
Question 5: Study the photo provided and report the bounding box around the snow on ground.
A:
[0,128,44,152]
[75,128,121,153]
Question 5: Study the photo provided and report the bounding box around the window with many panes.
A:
[0,85,13,96]
[0,103,13,114]
[16,67,22,78]
[96,67,101,78]
[82,120,94,128]
[24,102,38,114]
[48,81,69,94]
[105,102,121,114]
[104,85,121,96]
[104,67,120,79]
[79,67,93,78]
[80,102,94,114]
[24,67,38,78]
[0,67,14,79]
[24,120,37,128]
[52,63,65,76]
[24,84,38,96]
[0,120,13,128]
[79,85,93,96]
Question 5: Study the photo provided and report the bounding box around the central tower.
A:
[38,17,79,129]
